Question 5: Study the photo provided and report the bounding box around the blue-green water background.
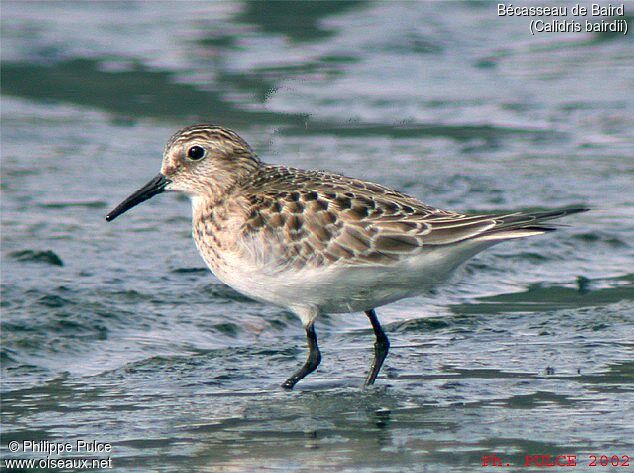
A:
[1,1,633,472]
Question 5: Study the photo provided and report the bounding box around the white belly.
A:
[199,239,491,314]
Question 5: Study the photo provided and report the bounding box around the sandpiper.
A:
[106,124,587,389]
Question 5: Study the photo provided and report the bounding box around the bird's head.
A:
[106,124,260,221]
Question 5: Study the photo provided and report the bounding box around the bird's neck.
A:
[190,190,249,230]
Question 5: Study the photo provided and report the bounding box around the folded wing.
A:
[242,166,587,269]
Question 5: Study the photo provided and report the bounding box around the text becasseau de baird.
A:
[497,4,628,35]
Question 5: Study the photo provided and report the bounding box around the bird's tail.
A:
[473,207,589,242]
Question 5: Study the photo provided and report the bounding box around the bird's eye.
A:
[187,146,206,160]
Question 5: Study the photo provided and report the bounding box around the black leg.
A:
[364,309,390,385]
[282,323,321,390]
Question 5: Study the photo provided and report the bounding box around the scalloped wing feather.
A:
[240,166,587,270]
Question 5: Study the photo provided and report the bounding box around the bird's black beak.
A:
[105,173,171,222]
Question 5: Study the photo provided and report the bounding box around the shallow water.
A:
[1,2,633,472]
